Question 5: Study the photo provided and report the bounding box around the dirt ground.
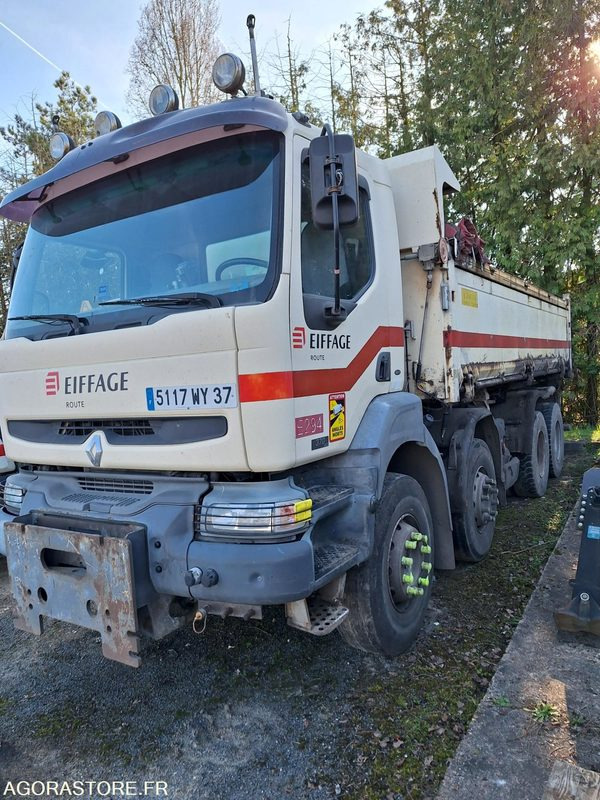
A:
[0,444,597,800]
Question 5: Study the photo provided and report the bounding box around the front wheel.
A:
[339,473,434,656]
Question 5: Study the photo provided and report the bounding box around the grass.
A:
[338,443,600,800]
[527,701,559,724]
[564,424,600,443]
[493,696,510,708]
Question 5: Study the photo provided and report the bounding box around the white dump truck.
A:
[0,23,571,666]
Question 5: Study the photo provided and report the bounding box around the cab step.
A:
[314,542,360,583]
[285,596,349,636]
[308,485,354,520]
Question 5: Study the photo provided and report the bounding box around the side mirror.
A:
[309,130,359,229]
[10,242,23,290]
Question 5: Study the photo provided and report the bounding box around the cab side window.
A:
[300,163,374,300]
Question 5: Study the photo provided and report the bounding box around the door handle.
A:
[376,352,391,382]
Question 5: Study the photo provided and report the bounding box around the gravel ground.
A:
[0,564,359,798]
[0,552,392,799]
[0,446,597,800]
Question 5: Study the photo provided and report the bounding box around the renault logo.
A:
[85,433,103,467]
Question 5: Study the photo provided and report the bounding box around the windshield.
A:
[6,129,283,340]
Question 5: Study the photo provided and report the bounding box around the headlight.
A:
[212,53,246,95]
[200,498,312,542]
[94,110,122,136]
[149,84,179,115]
[4,475,26,515]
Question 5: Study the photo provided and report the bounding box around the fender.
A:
[444,408,507,511]
[294,392,455,569]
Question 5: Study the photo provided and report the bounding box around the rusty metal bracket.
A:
[5,512,145,667]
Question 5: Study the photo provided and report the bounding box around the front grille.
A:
[77,477,154,495]
[8,416,227,446]
[63,491,141,507]
[59,419,154,437]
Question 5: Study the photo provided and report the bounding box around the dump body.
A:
[388,146,571,403]
[402,256,571,402]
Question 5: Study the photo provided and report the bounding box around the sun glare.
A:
[589,38,600,62]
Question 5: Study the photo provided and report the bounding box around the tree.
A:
[127,0,222,117]
[429,0,600,424]
[337,0,600,422]
[331,23,378,148]
[0,73,97,329]
[1,73,97,184]
[264,18,325,127]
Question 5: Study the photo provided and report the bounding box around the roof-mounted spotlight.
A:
[149,84,179,116]
[94,110,122,136]
[212,53,246,95]
[49,131,76,162]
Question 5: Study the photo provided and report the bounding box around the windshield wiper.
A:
[8,314,85,335]
[99,292,222,309]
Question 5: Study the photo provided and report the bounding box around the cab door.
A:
[289,135,403,465]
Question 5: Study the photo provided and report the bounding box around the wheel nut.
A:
[418,577,429,587]
[421,544,432,554]
[405,540,418,550]
[401,556,413,567]
[402,572,414,584]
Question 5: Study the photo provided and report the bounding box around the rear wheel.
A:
[541,402,564,478]
[453,438,499,563]
[514,410,550,498]
[339,474,434,656]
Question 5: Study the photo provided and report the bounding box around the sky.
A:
[0,0,377,132]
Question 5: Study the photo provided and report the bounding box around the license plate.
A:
[146,384,237,410]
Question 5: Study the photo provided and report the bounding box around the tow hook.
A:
[193,607,208,634]
[184,567,219,587]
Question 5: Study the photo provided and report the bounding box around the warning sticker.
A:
[461,287,479,308]
[329,393,346,442]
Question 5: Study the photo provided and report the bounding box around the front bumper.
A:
[1,472,323,602]
[0,471,361,665]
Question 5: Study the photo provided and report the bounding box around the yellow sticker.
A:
[329,393,346,442]
[461,287,479,308]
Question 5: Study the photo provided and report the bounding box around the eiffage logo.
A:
[292,326,306,349]
[45,371,60,396]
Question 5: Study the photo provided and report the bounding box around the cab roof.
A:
[0,95,289,223]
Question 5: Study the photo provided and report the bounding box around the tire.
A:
[339,473,434,656]
[453,438,499,563]
[541,402,564,479]
[513,410,550,498]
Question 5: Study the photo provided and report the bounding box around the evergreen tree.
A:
[0,73,97,328]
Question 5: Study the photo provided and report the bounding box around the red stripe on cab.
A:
[239,325,405,403]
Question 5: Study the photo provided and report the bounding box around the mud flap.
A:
[5,512,145,667]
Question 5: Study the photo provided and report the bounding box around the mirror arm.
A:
[322,124,345,320]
